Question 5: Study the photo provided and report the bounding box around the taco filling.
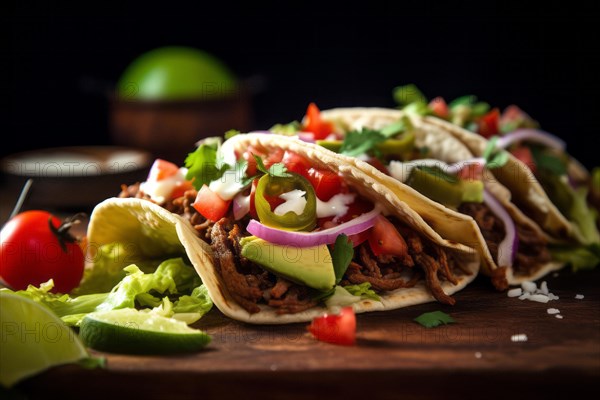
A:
[273,104,557,285]
[119,141,469,314]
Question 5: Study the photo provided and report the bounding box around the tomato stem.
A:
[48,213,87,253]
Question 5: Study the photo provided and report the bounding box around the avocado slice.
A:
[407,167,483,208]
[240,236,335,291]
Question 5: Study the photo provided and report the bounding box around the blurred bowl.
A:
[110,46,252,163]
[1,146,152,210]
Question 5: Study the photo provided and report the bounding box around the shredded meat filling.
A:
[120,182,464,314]
[459,202,551,279]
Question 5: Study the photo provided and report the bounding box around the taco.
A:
[273,104,562,287]
[391,86,600,252]
[87,133,479,324]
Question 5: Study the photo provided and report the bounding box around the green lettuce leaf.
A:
[1,280,108,325]
[550,244,600,272]
[74,242,152,295]
[96,258,201,311]
[270,121,302,135]
[331,234,354,284]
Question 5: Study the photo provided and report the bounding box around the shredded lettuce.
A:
[74,242,155,295]
[550,244,600,272]
[2,257,212,326]
[96,258,201,311]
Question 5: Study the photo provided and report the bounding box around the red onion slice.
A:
[246,207,380,247]
[483,190,518,267]
[297,132,316,143]
[233,193,251,220]
[496,129,566,151]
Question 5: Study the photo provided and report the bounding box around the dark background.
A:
[4,1,599,168]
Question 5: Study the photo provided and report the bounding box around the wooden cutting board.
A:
[18,268,600,400]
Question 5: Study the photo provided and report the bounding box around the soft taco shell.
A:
[320,107,563,285]
[86,133,479,324]
[420,114,587,244]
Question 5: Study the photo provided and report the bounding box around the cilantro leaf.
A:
[332,234,354,284]
[530,145,568,176]
[340,128,386,157]
[224,129,240,139]
[483,136,509,169]
[185,144,230,189]
[253,154,269,175]
[414,311,455,328]
[270,121,302,135]
[252,153,291,178]
[380,117,413,138]
[448,94,478,109]
[393,84,427,106]
[268,163,291,178]
[343,282,380,301]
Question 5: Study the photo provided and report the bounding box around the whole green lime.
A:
[117,46,237,101]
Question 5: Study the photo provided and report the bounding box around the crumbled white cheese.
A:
[316,193,355,218]
[547,308,560,315]
[555,315,564,319]
[511,334,528,342]
[575,294,585,300]
[529,294,550,303]
[274,190,307,216]
[513,281,558,303]
[507,288,523,297]
[474,352,482,359]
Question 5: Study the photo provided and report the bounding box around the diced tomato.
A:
[281,151,312,176]
[306,168,344,201]
[477,108,500,138]
[192,185,231,221]
[457,163,484,181]
[428,96,449,119]
[368,215,408,258]
[263,148,285,170]
[500,104,529,129]
[510,146,537,173]
[303,103,335,140]
[147,159,179,181]
[242,146,266,177]
[170,180,195,199]
[307,306,356,346]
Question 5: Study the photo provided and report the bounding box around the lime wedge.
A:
[79,308,211,355]
[0,292,88,388]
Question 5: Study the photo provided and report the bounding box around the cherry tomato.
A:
[428,96,449,118]
[0,211,85,293]
[477,108,500,138]
[303,103,334,140]
[368,215,408,258]
[308,306,356,346]
[192,185,231,221]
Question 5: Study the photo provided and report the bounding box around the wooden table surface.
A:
[18,267,600,400]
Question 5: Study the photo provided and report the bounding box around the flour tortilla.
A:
[86,133,479,324]
[420,114,590,244]
[320,107,564,285]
